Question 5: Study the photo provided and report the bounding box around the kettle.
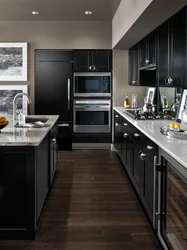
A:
[142,96,152,112]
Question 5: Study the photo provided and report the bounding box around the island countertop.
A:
[114,107,187,169]
[0,115,59,146]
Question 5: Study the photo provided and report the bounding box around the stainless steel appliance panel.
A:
[73,100,111,133]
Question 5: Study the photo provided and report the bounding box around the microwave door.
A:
[74,73,111,97]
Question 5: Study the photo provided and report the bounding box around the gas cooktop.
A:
[124,109,175,120]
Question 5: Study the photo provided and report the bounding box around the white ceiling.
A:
[0,0,121,21]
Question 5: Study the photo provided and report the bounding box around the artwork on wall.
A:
[0,85,28,121]
[146,87,156,104]
[0,43,27,81]
[176,89,187,123]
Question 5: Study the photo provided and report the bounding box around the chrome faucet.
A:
[13,92,32,125]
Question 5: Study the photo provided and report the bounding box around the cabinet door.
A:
[114,112,121,153]
[35,60,72,121]
[139,38,148,67]
[131,131,145,195]
[50,123,58,185]
[148,31,156,65]
[157,21,169,86]
[73,50,90,72]
[92,50,112,72]
[170,8,186,87]
[129,44,139,86]
[143,142,158,222]
[132,144,144,196]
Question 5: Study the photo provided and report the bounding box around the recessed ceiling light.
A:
[85,11,92,15]
[32,11,40,15]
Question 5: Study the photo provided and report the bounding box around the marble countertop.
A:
[114,107,187,169]
[0,115,59,146]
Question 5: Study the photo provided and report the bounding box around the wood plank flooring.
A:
[0,150,161,250]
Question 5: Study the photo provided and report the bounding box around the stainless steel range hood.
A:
[139,63,156,71]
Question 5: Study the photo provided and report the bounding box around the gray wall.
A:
[0,21,112,113]
[113,49,145,108]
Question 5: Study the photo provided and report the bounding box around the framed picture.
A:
[0,85,28,121]
[146,87,156,104]
[176,89,187,123]
[0,43,27,81]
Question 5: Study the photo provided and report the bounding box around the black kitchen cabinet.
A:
[170,7,186,87]
[73,50,90,72]
[157,8,186,87]
[92,50,112,72]
[113,111,158,224]
[139,31,156,68]
[139,37,148,67]
[143,140,158,222]
[121,117,133,175]
[35,50,73,150]
[49,123,58,186]
[129,6,187,87]
[114,111,121,153]
[73,50,112,72]
[131,130,145,196]
[129,43,139,86]
[36,135,49,222]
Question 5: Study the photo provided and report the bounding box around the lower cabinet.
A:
[113,111,158,224]
[49,123,58,186]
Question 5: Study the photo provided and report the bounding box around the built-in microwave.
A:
[74,73,111,97]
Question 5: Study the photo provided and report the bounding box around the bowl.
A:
[0,122,8,132]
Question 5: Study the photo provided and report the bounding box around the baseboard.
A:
[72,143,111,149]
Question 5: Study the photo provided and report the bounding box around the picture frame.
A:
[0,43,27,81]
[146,87,156,104]
[176,89,187,123]
[0,85,28,120]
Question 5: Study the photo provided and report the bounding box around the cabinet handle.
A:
[115,123,119,126]
[134,133,140,137]
[153,156,158,229]
[89,66,92,70]
[147,145,153,150]
[132,80,136,85]
[67,79,70,110]
[115,115,119,118]
[167,77,173,85]
[124,123,128,126]
[145,59,150,65]
[93,65,96,71]
[139,152,146,160]
[124,133,128,138]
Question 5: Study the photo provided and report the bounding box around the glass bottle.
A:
[181,105,187,131]
[131,94,137,109]
[124,95,130,108]
[163,95,168,108]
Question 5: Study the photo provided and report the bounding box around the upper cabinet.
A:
[73,50,112,72]
[157,8,186,87]
[129,6,187,87]
[129,43,140,86]
[139,31,156,68]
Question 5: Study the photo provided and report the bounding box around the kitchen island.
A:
[0,115,58,240]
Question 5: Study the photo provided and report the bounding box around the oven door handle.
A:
[68,79,70,110]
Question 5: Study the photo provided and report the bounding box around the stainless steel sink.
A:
[14,117,48,128]
[25,117,48,123]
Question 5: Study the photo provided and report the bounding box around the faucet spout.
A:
[13,92,32,125]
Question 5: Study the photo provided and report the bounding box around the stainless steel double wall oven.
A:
[73,72,111,133]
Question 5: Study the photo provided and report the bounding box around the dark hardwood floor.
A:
[0,150,161,250]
